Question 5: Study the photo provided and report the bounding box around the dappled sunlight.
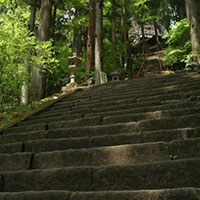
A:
[102,145,141,166]
[147,111,164,119]
[101,142,168,166]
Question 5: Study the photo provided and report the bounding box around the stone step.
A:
[0,142,23,154]
[4,116,102,135]
[49,116,102,129]
[102,106,200,125]
[31,99,170,119]
[137,114,200,132]
[86,88,200,106]
[0,188,199,200]
[31,138,200,169]
[54,80,200,106]
[90,82,200,102]
[1,121,200,147]
[19,114,81,126]
[56,75,200,101]
[2,138,199,172]
[1,158,200,192]
[28,112,82,122]
[29,83,200,119]
[74,73,200,96]
[24,128,200,153]
[49,86,200,112]
[3,124,47,135]
[42,89,200,117]
[16,101,200,128]
[0,123,137,145]
[88,101,200,117]
[88,76,200,97]
[0,131,47,145]
[0,153,32,172]
[24,101,200,125]
[48,112,200,131]
[48,122,137,139]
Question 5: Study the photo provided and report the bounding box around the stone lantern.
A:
[68,53,82,83]
[110,70,121,81]
[62,53,82,93]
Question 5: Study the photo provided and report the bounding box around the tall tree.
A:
[72,8,84,56]
[111,0,117,54]
[21,0,37,104]
[120,0,128,69]
[30,0,53,100]
[86,0,95,73]
[95,0,104,84]
[185,0,200,66]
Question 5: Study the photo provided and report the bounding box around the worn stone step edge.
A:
[4,116,103,135]
[0,130,48,145]
[102,106,200,125]
[3,123,48,135]
[26,101,200,122]
[50,87,200,112]
[88,101,200,118]
[18,114,82,127]
[55,80,200,106]
[1,122,199,147]
[0,158,200,192]
[71,73,200,98]
[0,142,23,154]
[85,73,200,95]
[1,127,200,152]
[58,80,200,106]
[24,128,200,153]
[32,96,199,120]
[0,138,199,172]
[48,112,200,131]
[44,89,200,116]
[0,188,199,200]
[31,138,200,169]
[88,77,200,98]
[137,113,200,132]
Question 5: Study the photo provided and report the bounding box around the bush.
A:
[163,18,195,68]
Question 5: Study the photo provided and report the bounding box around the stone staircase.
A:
[0,72,200,199]
[143,45,162,77]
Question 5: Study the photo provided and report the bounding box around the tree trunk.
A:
[112,0,117,53]
[141,24,146,54]
[21,0,36,104]
[95,0,104,84]
[29,0,37,33]
[111,0,117,68]
[185,0,200,66]
[154,21,160,47]
[86,0,95,73]
[178,5,186,20]
[30,0,53,101]
[51,3,57,45]
[0,62,5,112]
[127,34,132,78]
[120,1,127,69]
[72,8,83,57]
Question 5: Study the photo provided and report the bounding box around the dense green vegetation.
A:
[163,18,193,68]
[0,0,200,125]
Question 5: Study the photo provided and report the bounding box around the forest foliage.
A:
[163,18,193,67]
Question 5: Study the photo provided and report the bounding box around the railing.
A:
[136,52,149,78]
[156,45,163,73]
